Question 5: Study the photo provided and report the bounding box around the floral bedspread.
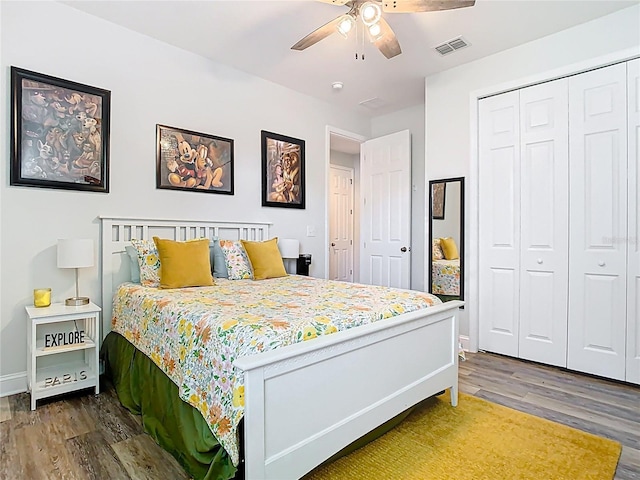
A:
[431,259,460,296]
[111,276,441,465]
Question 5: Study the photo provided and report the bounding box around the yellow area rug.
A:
[305,391,621,480]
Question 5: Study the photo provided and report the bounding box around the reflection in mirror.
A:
[429,177,464,303]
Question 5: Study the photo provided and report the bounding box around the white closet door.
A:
[518,79,569,367]
[568,63,628,380]
[627,58,640,385]
[479,91,520,356]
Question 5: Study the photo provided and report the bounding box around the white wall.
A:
[425,5,640,342]
[371,104,426,291]
[329,151,357,169]
[0,1,371,389]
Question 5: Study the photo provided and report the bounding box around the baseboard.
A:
[459,335,471,352]
[0,372,27,397]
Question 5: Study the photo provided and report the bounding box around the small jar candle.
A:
[34,288,51,308]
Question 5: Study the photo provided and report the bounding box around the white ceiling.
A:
[64,0,637,117]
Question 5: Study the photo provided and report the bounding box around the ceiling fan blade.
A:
[291,15,343,51]
[315,0,350,4]
[382,0,475,13]
[373,17,402,59]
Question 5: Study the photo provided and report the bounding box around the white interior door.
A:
[329,166,354,282]
[568,62,628,381]
[518,78,569,368]
[478,91,521,357]
[627,58,640,385]
[360,130,411,289]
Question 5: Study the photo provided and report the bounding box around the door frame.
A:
[468,47,639,353]
[325,125,367,280]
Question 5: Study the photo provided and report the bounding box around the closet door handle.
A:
[598,261,605,267]
[537,258,543,264]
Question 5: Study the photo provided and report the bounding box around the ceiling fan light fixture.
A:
[360,2,381,26]
[368,22,383,39]
[336,14,355,38]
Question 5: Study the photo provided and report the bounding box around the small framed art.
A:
[432,181,446,220]
[156,124,234,194]
[10,67,111,192]
[261,130,305,209]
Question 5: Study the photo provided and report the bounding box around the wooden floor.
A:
[1,351,638,479]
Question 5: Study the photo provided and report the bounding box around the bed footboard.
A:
[235,300,462,480]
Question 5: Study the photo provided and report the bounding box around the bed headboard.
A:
[99,216,271,341]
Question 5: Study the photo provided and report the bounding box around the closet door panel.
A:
[568,63,627,380]
[479,91,520,356]
[627,58,640,385]
[519,79,569,367]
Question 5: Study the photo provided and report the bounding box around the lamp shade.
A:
[278,238,299,259]
[57,239,94,269]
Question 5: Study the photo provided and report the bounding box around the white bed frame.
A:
[100,216,462,480]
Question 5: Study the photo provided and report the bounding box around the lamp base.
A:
[65,296,90,306]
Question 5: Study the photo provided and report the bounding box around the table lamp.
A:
[57,238,94,306]
[278,238,299,274]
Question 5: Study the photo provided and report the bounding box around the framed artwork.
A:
[10,67,111,193]
[432,181,446,220]
[261,130,305,209]
[156,125,234,195]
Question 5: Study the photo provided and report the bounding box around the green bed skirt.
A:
[102,331,418,480]
[101,332,238,480]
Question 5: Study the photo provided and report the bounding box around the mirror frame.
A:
[428,177,465,302]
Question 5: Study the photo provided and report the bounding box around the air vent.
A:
[434,36,470,56]
[359,97,387,110]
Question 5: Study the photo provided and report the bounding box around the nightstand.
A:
[25,302,101,410]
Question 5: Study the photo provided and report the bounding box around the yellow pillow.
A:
[152,237,214,289]
[440,237,459,260]
[241,238,287,280]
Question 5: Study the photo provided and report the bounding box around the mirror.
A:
[429,177,464,302]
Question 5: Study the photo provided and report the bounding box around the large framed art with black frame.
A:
[156,124,234,195]
[10,67,111,193]
[261,130,305,209]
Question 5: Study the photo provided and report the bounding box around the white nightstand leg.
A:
[30,319,36,411]
[92,313,100,395]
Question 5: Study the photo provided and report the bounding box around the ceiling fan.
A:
[291,0,475,59]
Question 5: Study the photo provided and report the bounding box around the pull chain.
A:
[354,18,365,60]
[355,20,359,60]
[361,19,365,60]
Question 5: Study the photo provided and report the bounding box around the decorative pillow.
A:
[153,237,214,289]
[124,245,141,283]
[440,237,459,260]
[211,238,228,279]
[241,238,288,280]
[130,239,160,287]
[432,238,445,261]
[219,240,253,280]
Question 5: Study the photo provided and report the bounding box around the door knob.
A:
[537,258,543,264]
[331,243,336,247]
[598,261,605,267]
[400,247,407,252]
